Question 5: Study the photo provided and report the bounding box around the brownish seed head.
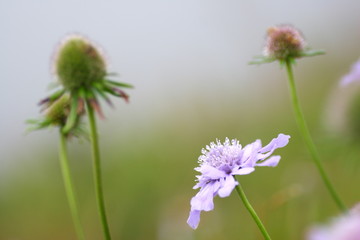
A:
[263,25,306,60]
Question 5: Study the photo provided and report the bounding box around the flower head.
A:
[250,24,324,65]
[187,134,290,229]
[264,25,305,60]
[27,94,86,137]
[341,59,360,86]
[307,204,360,240]
[38,34,133,134]
[54,35,107,91]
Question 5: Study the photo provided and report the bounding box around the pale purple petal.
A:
[307,204,360,240]
[258,134,290,160]
[190,183,216,211]
[218,176,238,198]
[307,227,329,240]
[232,167,255,175]
[197,165,227,179]
[193,180,206,189]
[260,134,290,153]
[191,180,223,212]
[241,140,262,167]
[341,59,360,86]
[256,156,281,167]
[187,210,201,229]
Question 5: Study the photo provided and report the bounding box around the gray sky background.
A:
[1,0,360,172]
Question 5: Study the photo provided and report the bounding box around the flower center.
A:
[198,138,243,169]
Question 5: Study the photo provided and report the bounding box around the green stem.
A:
[59,132,85,240]
[234,178,271,240]
[86,101,112,240]
[284,59,347,211]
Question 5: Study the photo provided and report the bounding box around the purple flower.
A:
[187,134,290,229]
[307,204,360,240]
[341,59,360,86]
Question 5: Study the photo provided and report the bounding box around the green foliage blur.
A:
[2,64,360,239]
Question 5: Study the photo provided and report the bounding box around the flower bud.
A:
[55,35,106,91]
[45,94,71,126]
[263,25,306,60]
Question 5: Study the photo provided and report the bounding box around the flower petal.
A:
[190,181,219,211]
[218,176,238,198]
[340,59,360,86]
[258,134,290,160]
[187,210,201,229]
[307,227,330,240]
[241,140,262,167]
[232,167,255,175]
[256,156,281,167]
[197,165,227,179]
[260,134,290,152]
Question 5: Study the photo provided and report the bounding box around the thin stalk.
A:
[234,179,271,240]
[284,59,347,211]
[59,132,85,240]
[86,101,112,240]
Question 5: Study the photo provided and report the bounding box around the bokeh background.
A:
[1,0,360,239]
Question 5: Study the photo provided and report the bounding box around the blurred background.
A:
[1,0,360,239]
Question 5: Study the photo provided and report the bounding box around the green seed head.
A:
[55,35,106,91]
[45,94,71,126]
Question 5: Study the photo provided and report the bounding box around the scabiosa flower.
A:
[250,24,347,211]
[264,25,306,60]
[40,34,133,134]
[187,133,290,229]
[250,24,324,65]
[341,59,360,86]
[307,204,360,240]
[327,61,360,139]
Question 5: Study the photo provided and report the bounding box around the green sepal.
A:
[93,85,112,106]
[62,94,79,134]
[71,124,89,141]
[25,119,52,132]
[48,89,66,102]
[299,49,326,57]
[105,79,134,88]
[85,87,96,99]
[103,86,120,97]
[78,87,87,99]
[279,57,297,67]
[249,56,276,65]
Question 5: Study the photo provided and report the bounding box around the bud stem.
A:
[86,101,112,240]
[59,132,85,240]
[284,59,347,212]
[234,177,271,240]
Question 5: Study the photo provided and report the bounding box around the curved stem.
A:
[59,132,85,240]
[234,178,271,240]
[86,102,112,240]
[284,59,347,211]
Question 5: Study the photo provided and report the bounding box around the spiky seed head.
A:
[263,25,306,60]
[45,94,71,126]
[55,35,106,91]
